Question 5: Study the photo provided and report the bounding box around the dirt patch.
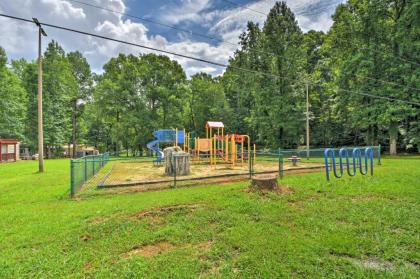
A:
[82,262,94,270]
[349,257,393,271]
[131,204,202,220]
[245,185,294,195]
[331,252,394,271]
[196,240,213,251]
[123,241,175,258]
[80,234,91,242]
[87,216,110,225]
[350,195,377,202]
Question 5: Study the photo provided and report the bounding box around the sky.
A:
[0,0,344,76]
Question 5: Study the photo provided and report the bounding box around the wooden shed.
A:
[0,139,19,163]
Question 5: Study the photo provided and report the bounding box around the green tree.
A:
[184,73,231,135]
[0,47,27,139]
[42,41,77,157]
[67,51,93,157]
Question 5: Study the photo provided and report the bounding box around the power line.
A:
[65,0,284,61]
[1,13,418,107]
[221,0,267,16]
[66,0,236,47]
[218,0,340,31]
[360,46,420,67]
[0,13,279,80]
[220,0,340,18]
[338,88,420,106]
[355,74,420,92]
[311,57,420,91]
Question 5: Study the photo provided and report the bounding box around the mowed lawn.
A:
[0,158,419,278]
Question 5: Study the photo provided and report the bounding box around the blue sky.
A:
[0,0,344,76]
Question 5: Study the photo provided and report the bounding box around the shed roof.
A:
[206,121,224,128]
[0,139,18,144]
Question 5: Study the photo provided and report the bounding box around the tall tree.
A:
[42,41,77,157]
[67,51,92,157]
[0,47,27,139]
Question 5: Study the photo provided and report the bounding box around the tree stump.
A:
[250,174,279,191]
[164,146,190,176]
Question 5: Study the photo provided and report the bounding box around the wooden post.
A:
[13,143,16,162]
[306,82,310,160]
[37,27,44,172]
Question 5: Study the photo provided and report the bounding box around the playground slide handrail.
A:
[324,147,374,180]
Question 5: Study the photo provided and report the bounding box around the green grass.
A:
[0,157,419,278]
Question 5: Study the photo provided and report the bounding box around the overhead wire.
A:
[338,89,420,106]
[0,13,418,106]
[65,0,282,61]
[0,13,278,79]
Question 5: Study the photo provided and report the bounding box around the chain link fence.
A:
[70,152,109,197]
[70,146,381,197]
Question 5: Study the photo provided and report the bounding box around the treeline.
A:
[0,1,418,156]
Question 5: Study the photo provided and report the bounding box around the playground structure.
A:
[193,121,255,168]
[147,121,256,169]
[324,147,374,180]
[146,129,186,165]
[71,145,381,196]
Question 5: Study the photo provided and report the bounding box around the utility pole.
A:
[306,82,310,160]
[34,18,47,173]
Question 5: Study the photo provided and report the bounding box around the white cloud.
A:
[0,0,341,77]
[41,0,86,20]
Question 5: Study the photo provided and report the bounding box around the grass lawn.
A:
[0,157,419,278]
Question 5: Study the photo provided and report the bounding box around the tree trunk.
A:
[389,137,397,155]
[164,146,190,176]
[250,174,279,191]
[389,121,398,155]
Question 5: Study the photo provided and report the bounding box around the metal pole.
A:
[70,159,74,198]
[306,82,310,160]
[173,156,177,188]
[37,27,44,172]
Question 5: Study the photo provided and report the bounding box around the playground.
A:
[70,121,380,195]
[67,121,384,197]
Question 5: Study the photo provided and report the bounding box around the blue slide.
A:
[147,139,164,164]
[147,130,185,164]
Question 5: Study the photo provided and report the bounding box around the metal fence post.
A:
[92,156,95,175]
[173,156,177,188]
[278,148,283,179]
[377,144,381,166]
[70,159,75,198]
[84,156,87,182]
